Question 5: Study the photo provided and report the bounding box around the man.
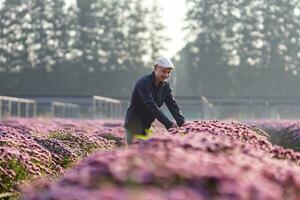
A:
[124,57,185,144]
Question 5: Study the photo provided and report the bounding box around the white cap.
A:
[154,57,174,69]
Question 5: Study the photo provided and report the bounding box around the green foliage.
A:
[49,131,99,155]
[265,127,300,151]
[250,126,270,140]
[59,156,74,168]
[100,133,124,147]
[0,192,19,200]
[0,160,28,193]
[252,125,300,151]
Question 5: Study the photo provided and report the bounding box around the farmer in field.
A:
[124,57,185,144]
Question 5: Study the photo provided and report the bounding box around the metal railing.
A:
[93,95,126,119]
[174,96,300,120]
[0,96,37,120]
[2,95,300,120]
[51,101,80,118]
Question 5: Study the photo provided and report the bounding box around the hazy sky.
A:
[65,0,187,58]
[157,0,187,58]
[145,0,187,58]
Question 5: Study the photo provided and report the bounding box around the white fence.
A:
[51,101,80,118]
[0,96,37,120]
[4,95,300,120]
[92,95,127,119]
[0,95,128,119]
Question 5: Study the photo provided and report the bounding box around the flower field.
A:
[0,118,126,197]
[2,119,300,199]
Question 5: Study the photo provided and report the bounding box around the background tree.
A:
[0,0,168,97]
[176,0,300,97]
[0,0,31,93]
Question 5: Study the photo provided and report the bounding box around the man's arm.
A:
[136,81,174,129]
[164,83,185,127]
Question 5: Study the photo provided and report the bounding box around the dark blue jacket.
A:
[124,72,185,134]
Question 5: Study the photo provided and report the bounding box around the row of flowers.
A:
[21,120,300,200]
[246,120,300,151]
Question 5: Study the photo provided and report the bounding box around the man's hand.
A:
[170,123,178,129]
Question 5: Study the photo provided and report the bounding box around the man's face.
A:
[154,66,173,83]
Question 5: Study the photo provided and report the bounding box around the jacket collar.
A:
[150,71,166,87]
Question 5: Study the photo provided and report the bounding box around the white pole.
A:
[110,103,114,118]
[25,103,29,117]
[111,103,114,118]
[0,99,2,120]
[93,98,96,119]
[62,106,66,118]
[33,103,37,117]
[17,102,21,117]
[8,100,12,117]
[51,104,55,117]
[120,104,123,118]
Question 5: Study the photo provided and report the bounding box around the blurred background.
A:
[1,0,300,120]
